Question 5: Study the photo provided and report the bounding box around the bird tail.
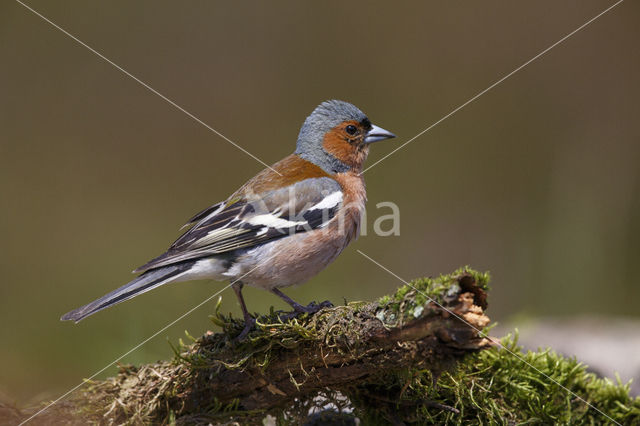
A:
[60,261,194,323]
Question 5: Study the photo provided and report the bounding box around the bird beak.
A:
[364,124,396,144]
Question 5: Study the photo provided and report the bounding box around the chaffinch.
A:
[61,100,396,338]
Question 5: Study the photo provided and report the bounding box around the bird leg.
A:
[232,282,255,340]
[271,288,333,317]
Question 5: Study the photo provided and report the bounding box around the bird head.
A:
[295,100,395,174]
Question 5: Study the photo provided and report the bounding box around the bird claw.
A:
[279,300,333,321]
[237,300,334,340]
[235,316,256,342]
[295,300,334,314]
[313,300,334,310]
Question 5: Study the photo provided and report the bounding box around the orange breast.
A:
[331,171,367,241]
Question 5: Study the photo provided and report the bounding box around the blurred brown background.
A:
[1,0,638,405]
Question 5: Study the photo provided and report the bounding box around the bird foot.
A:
[296,300,334,314]
[235,316,256,342]
[279,300,333,321]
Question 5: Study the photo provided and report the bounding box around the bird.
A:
[61,100,396,339]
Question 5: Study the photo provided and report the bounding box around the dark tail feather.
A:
[60,262,193,323]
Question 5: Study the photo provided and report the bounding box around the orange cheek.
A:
[322,130,355,163]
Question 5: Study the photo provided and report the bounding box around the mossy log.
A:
[6,269,640,425]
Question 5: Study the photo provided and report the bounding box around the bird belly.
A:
[224,223,356,290]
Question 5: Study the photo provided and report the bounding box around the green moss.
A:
[376,267,490,327]
[33,269,638,425]
[173,296,386,376]
[352,334,640,425]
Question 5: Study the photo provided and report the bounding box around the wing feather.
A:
[134,177,343,273]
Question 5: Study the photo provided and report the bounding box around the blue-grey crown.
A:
[295,100,368,173]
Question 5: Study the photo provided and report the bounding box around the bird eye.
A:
[345,125,358,135]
